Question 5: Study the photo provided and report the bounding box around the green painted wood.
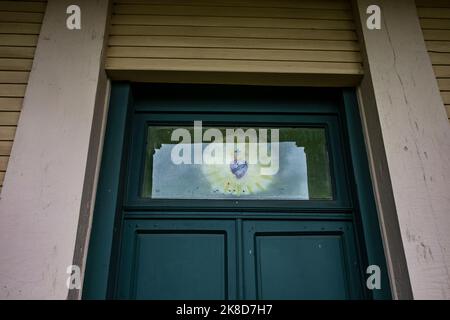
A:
[132,84,343,114]
[125,112,350,210]
[82,83,132,299]
[116,219,237,299]
[341,89,392,299]
[242,220,364,299]
[83,84,392,300]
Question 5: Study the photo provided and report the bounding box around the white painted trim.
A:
[69,78,111,300]
[0,0,111,299]
[355,0,450,299]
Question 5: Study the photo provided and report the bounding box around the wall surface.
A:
[416,0,450,123]
[355,0,450,299]
[1,0,449,300]
[0,0,47,192]
[0,0,110,299]
[106,0,363,86]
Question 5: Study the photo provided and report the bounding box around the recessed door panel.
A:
[116,219,237,300]
[243,220,364,300]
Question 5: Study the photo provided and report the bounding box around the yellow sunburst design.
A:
[201,144,274,196]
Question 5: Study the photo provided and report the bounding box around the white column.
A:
[355,0,450,299]
[0,0,110,299]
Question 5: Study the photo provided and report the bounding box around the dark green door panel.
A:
[243,220,364,300]
[83,84,392,300]
[116,219,237,299]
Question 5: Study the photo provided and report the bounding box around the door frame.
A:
[126,112,349,210]
[82,83,391,300]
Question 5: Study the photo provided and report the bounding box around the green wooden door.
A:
[117,219,237,299]
[83,84,391,300]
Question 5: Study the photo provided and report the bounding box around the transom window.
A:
[141,124,332,200]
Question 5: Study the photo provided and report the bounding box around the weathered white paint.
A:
[1,0,448,301]
[0,0,110,299]
[355,0,450,299]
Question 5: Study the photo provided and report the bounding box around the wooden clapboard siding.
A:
[106,0,363,85]
[417,0,450,122]
[0,0,46,190]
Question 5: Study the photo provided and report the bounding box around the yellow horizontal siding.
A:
[417,0,450,122]
[109,26,358,40]
[113,0,350,10]
[0,126,16,140]
[106,0,363,85]
[114,6,353,19]
[0,0,46,189]
[108,47,362,62]
[0,141,13,156]
[0,12,44,23]
[0,155,8,171]
[111,15,355,29]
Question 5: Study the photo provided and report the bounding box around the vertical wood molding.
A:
[355,0,450,299]
[0,0,110,299]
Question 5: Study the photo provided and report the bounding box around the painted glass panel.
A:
[141,125,332,200]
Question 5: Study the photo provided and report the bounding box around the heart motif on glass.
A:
[230,159,248,179]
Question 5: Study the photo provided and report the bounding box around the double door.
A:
[84,84,391,300]
[116,218,362,299]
